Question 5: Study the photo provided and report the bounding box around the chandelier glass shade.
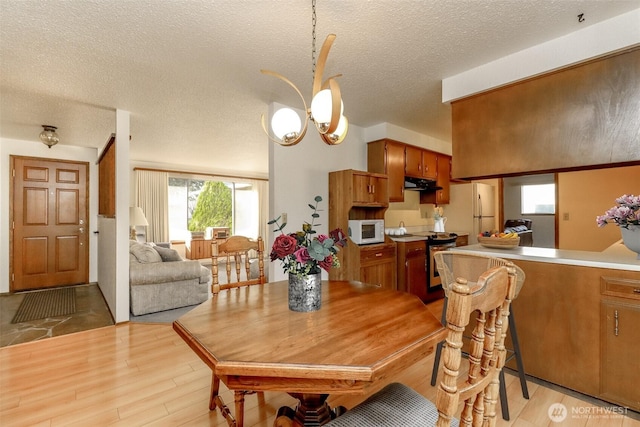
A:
[39,125,59,148]
[261,34,348,146]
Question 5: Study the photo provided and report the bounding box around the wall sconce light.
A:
[39,125,59,148]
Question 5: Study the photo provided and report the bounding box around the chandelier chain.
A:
[311,0,317,86]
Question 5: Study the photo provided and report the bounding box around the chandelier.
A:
[261,0,348,146]
[39,125,60,148]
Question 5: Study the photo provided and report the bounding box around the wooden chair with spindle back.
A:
[211,235,265,294]
[431,251,529,420]
[209,235,266,427]
[324,261,517,426]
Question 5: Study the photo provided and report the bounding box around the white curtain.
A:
[255,179,269,245]
[135,170,169,243]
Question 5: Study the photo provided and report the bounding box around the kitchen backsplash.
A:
[385,190,438,230]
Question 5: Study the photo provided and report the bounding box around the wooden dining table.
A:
[173,279,447,426]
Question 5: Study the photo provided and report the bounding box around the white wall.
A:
[114,110,131,322]
[268,102,368,282]
[0,138,99,293]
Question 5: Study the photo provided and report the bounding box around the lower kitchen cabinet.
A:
[600,277,640,409]
[360,244,397,290]
[396,240,427,300]
[506,260,640,411]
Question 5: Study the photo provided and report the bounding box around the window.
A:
[168,177,259,241]
[521,184,555,214]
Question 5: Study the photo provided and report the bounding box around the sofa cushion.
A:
[153,245,183,262]
[130,259,207,286]
[130,241,162,263]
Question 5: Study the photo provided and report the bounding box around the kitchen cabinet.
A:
[352,172,388,206]
[451,48,640,179]
[396,240,427,299]
[329,170,396,290]
[420,154,451,205]
[360,244,397,290]
[455,234,468,247]
[367,139,405,202]
[368,139,450,204]
[600,277,640,409]
[405,145,437,180]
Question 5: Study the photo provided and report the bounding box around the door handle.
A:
[79,227,84,233]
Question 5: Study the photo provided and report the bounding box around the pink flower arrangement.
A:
[269,196,347,276]
[596,194,640,229]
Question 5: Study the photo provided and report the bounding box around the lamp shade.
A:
[129,207,148,227]
[310,89,343,124]
[271,107,302,140]
[39,125,59,148]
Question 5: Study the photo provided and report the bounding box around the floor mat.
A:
[11,287,77,324]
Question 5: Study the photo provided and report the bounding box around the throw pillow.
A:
[129,241,162,263]
[154,245,183,262]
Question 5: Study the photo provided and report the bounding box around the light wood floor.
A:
[1,323,638,427]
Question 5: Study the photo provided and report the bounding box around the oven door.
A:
[427,244,455,297]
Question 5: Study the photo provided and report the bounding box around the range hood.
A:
[404,176,442,191]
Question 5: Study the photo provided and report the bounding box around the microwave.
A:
[348,219,385,245]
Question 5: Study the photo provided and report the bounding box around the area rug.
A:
[11,287,77,324]
[129,304,199,324]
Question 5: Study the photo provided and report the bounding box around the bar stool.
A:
[429,251,530,421]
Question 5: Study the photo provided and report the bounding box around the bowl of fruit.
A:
[477,231,520,249]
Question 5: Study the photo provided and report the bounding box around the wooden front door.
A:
[11,156,89,291]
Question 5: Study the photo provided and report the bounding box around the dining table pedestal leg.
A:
[275,393,341,426]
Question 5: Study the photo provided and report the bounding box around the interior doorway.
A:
[502,174,557,248]
[10,156,89,291]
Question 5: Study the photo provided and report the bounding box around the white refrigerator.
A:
[444,183,496,245]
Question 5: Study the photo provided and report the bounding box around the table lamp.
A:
[130,207,148,241]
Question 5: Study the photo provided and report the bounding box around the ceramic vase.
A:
[620,225,640,260]
[288,273,322,312]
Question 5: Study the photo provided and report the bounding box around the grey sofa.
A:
[129,241,211,316]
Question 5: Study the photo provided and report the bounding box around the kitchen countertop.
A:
[389,231,468,243]
[451,242,640,272]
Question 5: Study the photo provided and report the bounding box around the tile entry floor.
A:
[0,283,114,347]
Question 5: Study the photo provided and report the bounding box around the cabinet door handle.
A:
[614,309,619,336]
[375,252,383,257]
[633,288,640,294]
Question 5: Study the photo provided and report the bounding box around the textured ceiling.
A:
[1,0,639,177]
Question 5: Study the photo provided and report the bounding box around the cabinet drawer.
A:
[360,246,396,265]
[404,241,426,254]
[601,277,640,301]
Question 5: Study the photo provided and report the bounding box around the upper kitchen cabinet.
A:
[452,47,640,180]
[368,139,449,204]
[420,154,451,205]
[405,145,437,180]
[329,169,397,290]
[351,170,389,206]
[367,139,405,202]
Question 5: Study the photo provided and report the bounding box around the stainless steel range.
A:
[426,233,458,301]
